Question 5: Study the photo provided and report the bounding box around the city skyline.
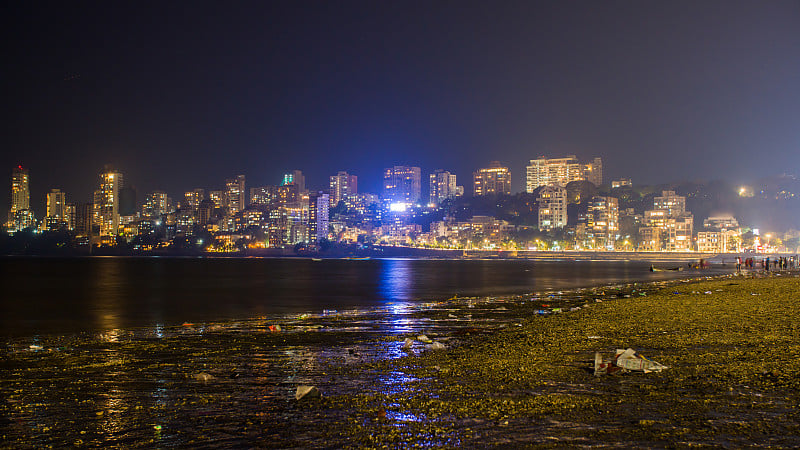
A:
[3,1,799,216]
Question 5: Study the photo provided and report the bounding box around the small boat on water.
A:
[311,258,323,261]
[650,265,683,272]
[346,256,371,260]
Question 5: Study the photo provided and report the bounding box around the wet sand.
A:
[2,270,799,447]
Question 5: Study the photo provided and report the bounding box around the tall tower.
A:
[225,175,246,214]
[282,170,305,193]
[429,169,459,206]
[94,168,123,236]
[9,165,30,219]
[329,171,358,207]
[183,188,205,216]
[45,188,67,230]
[383,166,421,205]
[308,191,330,245]
[588,196,619,249]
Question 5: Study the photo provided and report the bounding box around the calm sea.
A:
[0,256,728,338]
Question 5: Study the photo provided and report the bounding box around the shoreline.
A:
[4,246,794,262]
[3,270,799,447]
[319,270,800,446]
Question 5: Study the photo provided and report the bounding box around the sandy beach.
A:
[3,270,799,447]
[322,271,800,447]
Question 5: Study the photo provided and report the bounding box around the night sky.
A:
[3,1,799,216]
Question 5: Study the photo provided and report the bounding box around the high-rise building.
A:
[473,161,511,196]
[584,157,603,186]
[10,165,30,217]
[225,175,246,214]
[93,168,123,236]
[142,191,170,218]
[65,202,76,231]
[74,203,93,236]
[308,191,329,245]
[208,190,225,209]
[587,196,619,249]
[45,189,67,230]
[429,169,461,206]
[526,156,603,192]
[653,190,686,217]
[183,189,205,215]
[282,170,305,193]
[536,185,568,231]
[641,190,693,252]
[276,184,301,208]
[329,171,358,207]
[197,199,215,226]
[7,165,32,231]
[383,166,421,205]
[249,186,276,207]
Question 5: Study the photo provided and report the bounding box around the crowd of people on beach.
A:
[736,256,797,272]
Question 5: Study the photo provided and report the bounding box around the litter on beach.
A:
[417,334,433,343]
[594,348,668,376]
[295,385,321,400]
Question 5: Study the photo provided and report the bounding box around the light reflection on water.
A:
[379,258,414,301]
[381,259,423,334]
[0,258,741,447]
[1,257,732,337]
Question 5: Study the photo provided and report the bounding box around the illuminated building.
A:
[93,168,123,236]
[429,169,461,206]
[473,161,511,196]
[45,189,67,230]
[8,209,36,232]
[287,207,310,245]
[308,191,330,244]
[209,190,225,209]
[183,189,204,215]
[536,185,568,231]
[249,186,276,206]
[6,166,32,231]
[653,190,686,217]
[142,191,171,218]
[329,171,358,207]
[276,183,301,208]
[383,166,421,205]
[239,210,265,229]
[703,215,739,230]
[703,229,739,253]
[9,165,30,216]
[282,170,306,193]
[665,216,693,252]
[65,203,76,230]
[525,156,602,192]
[698,215,741,253]
[641,190,693,252]
[639,227,662,251]
[175,209,196,235]
[587,196,619,250]
[225,175,246,214]
[611,178,632,189]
